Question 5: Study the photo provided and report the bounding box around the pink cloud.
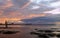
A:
[44,8,60,14]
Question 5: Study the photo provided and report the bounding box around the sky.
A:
[0,0,60,23]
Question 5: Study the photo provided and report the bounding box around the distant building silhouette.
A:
[5,21,8,28]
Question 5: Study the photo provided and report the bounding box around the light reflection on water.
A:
[0,25,60,38]
[0,24,59,28]
[0,24,60,29]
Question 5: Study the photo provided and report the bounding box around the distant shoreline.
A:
[0,24,55,25]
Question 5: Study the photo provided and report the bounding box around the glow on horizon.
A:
[0,18,20,23]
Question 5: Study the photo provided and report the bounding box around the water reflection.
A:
[30,24,60,38]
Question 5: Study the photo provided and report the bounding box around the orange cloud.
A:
[0,11,4,15]
[5,1,13,8]
[9,11,21,16]
[28,13,46,18]
[4,11,25,21]
[0,13,47,23]
[55,22,60,24]
[8,11,24,18]
[0,18,20,23]
[1,0,13,9]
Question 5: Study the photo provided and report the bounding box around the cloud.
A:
[0,10,3,15]
[29,14,46,18]
[0,18,20,23]
[30,5,40,10]
[0,0,60,23]
[0,0,13,10]
[21,0,31,9]
[21,16,57,24]
[49,1,60,8]
[22,13,47,19]
[4,0,13,8]
[12,0,28,8]
[30,0,41,4]
[44,8,60,14]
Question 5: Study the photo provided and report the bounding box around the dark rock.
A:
[57,34,60,37]
[30,32,39,35]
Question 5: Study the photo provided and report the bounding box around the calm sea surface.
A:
[0,24,60,38]
[0,24,60,28]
